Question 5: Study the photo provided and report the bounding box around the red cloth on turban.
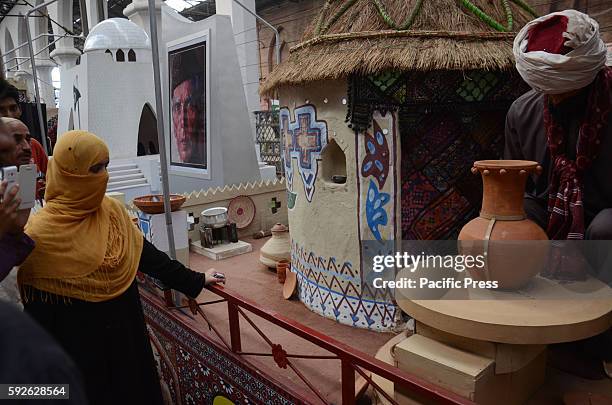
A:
[527,14,571,55]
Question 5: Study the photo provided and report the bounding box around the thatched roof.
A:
[261,0,538,95]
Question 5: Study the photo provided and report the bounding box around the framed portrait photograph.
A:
[167,30,211,178]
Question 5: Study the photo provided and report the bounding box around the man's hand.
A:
[204,268,226,286]
[0,181,30,238]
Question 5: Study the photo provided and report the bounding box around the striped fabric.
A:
[545,67,612,240]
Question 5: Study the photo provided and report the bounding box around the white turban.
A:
[513,10,607,94]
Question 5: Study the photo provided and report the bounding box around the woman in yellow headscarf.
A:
[19,131,225,405]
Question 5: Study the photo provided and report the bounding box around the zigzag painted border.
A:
[182,178,286,206]
[126,178,286,211]
[291,241,399,331]
[294,268,398,331]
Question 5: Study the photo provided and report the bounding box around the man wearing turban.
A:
[505,10,611,379]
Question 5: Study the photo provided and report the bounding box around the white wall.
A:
[85,50,155,158]
[56,47,156,160]
[216,0,260,144]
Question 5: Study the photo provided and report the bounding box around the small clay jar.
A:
[276,260,289,284]
[260,223,290,269]
[458,160,549,289]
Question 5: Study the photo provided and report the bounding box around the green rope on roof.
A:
[460,0,513,32]
[373,0,424,31]
[502,0,514,31]
[317,0,359,36]
[314,0,335,36]
[510,0,539,18]
[314,0,539,37]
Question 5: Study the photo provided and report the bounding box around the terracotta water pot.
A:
[276,260,289,284]
[260,223,290,269]
[458,160,549,290]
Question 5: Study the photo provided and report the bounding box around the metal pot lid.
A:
[202,207,228,217]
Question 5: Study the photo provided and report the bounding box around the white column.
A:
[123,0,162,41]
[50,47,80,70]
[35,63,56,107]
[13,70,33,97]
[216,0,261,159]
[48,0,81,70]
[48,0,76,51]
[86,0,108,27]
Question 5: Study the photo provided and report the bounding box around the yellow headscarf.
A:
[19,130,144,302]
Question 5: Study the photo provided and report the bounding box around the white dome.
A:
[84,18,151,53]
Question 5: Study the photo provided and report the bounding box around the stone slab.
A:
[190,240,252,261]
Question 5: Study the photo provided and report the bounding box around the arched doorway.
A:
[137,103,158,155]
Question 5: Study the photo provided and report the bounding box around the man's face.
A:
[172,79,202,163]
[0,98,22,119]
[7,121,32,166]
[0,128,17,167]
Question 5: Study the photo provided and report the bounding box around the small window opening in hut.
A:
[116,49,125,62]
[128,49,136,62]
[322,139,347,184]
[105,49,113,60]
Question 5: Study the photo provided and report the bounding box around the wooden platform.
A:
[371,333,612,405]
[395,270,612,345]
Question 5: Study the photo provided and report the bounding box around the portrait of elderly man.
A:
[169,46,207,168]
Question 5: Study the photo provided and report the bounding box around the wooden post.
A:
[228,302,242,352]
[341,359,355,404]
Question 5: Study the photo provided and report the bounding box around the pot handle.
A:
[483,217,497,282]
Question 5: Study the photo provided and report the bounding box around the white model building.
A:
[57,18,156,160]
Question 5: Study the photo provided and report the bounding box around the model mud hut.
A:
[262,0,537,331]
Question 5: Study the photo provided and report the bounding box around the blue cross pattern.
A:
[280,105,328,202]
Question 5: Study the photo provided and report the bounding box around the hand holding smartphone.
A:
[204,268,226,285]
[0,180,30,237]
[0,164,36,210]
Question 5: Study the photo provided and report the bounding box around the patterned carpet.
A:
[140,289,306,405]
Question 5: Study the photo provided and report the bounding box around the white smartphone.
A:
[0,164,36,210]
[1,166,17,202]
[17,164,37,210]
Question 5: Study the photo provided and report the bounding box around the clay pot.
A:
[260,223,290,269]
[133,194,186,214]
[458,160,549,290]
[276,260,289,284]
[283,270,297,300]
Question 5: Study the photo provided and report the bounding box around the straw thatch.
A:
[261,0,537,95]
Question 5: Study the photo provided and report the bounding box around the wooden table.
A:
[377,272,612,404]
[395,274,612,345]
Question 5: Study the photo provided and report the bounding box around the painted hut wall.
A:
[279,80,400,331]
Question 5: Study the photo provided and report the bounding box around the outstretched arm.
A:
[137,238,224,298]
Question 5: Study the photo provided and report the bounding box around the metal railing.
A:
[255,110,283,176]
[158,283,474,405]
